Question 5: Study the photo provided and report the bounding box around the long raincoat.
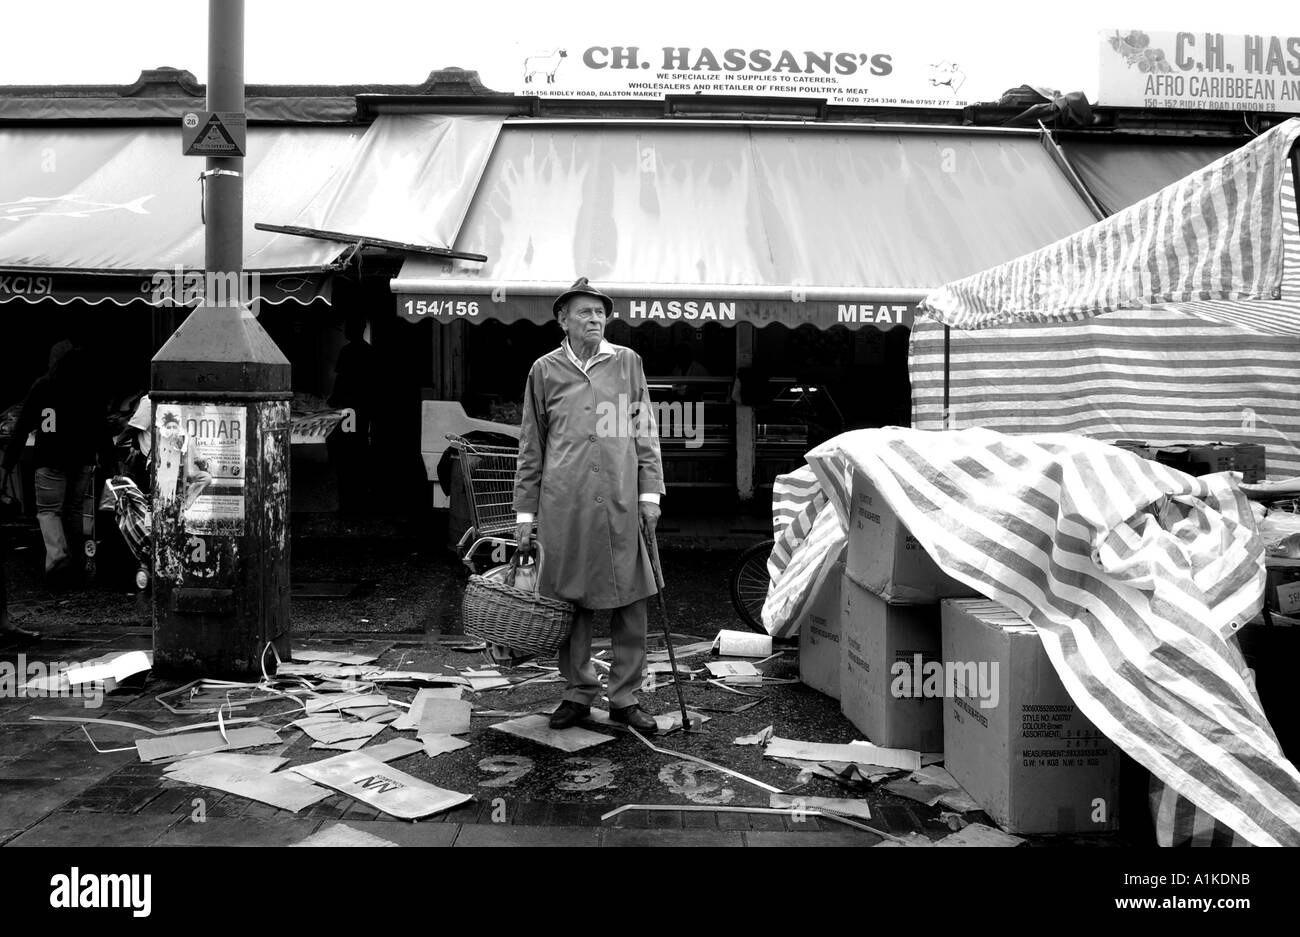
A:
[514,342,664,609]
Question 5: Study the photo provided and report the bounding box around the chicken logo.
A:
[1106,30,1172,73]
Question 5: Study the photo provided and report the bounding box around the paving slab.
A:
[8,810,181,847]
[325,820,458,847]
[0,829,22,846]
[600,827,745,847]
[0,739,135,780]
[743,829,885,847]
[453,824,600,847]
[0,777,93,827]
[153,816,324,847]
[61,782,168,814]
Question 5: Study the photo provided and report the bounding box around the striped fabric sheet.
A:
[921,119,1300,332]
[761,466,845,639]
[909,306,1300,479]
[805,427,1300,847]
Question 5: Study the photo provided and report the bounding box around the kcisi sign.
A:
[509,40,972,107]
[1098,29,1300,113]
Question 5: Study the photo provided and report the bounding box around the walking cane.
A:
[641,524,695,733]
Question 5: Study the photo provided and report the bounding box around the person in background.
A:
[0,466,39,641]
[1,340,108,590]
[328,316,377,516]
[514,278,665,733]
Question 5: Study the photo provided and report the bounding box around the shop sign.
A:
[502,40,971,108]
[1098,29,1300,113]
[396,292,915,329]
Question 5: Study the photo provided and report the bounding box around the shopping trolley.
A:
[445,433,522,571]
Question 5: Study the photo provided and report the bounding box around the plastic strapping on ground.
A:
[626,727,783,795]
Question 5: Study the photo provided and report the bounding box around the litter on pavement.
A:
[489,713,615,752]
[711,630,773,658]
[136,726,282,763]
[291,823,399,848]
[291,751,472,820]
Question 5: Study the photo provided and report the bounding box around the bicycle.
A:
[728,537,775,634]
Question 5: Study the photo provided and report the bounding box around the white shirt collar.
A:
[562,338,616,373]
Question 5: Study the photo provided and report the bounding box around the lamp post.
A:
[150,0,292,676]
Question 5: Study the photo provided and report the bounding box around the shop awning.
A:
[1059,139,1237,216]
[390,122,1100,330]
[0,115,502,307]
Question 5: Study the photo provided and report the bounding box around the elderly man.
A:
[514,278,664,733]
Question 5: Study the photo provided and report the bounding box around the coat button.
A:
[595,496,604,503]
[588,434,597,442]
[590,464,599,473]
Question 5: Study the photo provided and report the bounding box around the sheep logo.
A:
[524,49,568,84]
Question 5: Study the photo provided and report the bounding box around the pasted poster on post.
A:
[155,402,246,535]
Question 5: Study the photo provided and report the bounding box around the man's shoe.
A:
[610,705,658,733]
[549,701,591,730]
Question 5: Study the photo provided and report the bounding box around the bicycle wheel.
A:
[729,538,775,634]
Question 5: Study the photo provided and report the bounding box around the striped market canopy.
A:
[799,427,1300,846]
[921,118,1300,335]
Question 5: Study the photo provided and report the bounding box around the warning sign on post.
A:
[181,111,247,157]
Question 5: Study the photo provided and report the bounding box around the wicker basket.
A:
[461,546,575,656]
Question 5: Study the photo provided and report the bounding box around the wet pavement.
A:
[0,521,1140,847]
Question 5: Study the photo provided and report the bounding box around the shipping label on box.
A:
[1267,558,1300,615]
[941,598,1120,835]
[839,574,943,752]
[846,470,976,605]
[798,560,845,700]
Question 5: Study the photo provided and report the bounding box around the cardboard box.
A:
[940,598,1121,834]
[1233,443,1267,483]
[839,574,943,751]
[1185,444,1236,475]
[797,561,845,700]
[1266,558,1300,615]
[846,469,977,604]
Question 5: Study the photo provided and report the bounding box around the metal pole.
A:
[205,0,243,279]
[943,325,951,429]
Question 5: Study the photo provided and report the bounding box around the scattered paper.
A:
[765,737,918,772]
[734,726,774,746]
[274,663,374,679]
[311,736,378,752]
[292,716,385,746]
[165,753,287,774]
[164,758,331,813]
[368,671,470,687]
[889,765,981,813]
[936,823,1025,847]
[770,793,873,821]
[418,699,472,736]
[713,630,773,658]
[463,670,511,691]
[706,661,762,685]
[291,752,472,820]
[293,650,381,665]
[489,714,615,752]
[585,708,709,735]
[305,693,389,714]
[292,823,399,848]
[345,706,400,723]
[361,738,424,763]
[420,734,470,757]
[137,727,281,763]
[64,651,153,687]
[390,687,464,731]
